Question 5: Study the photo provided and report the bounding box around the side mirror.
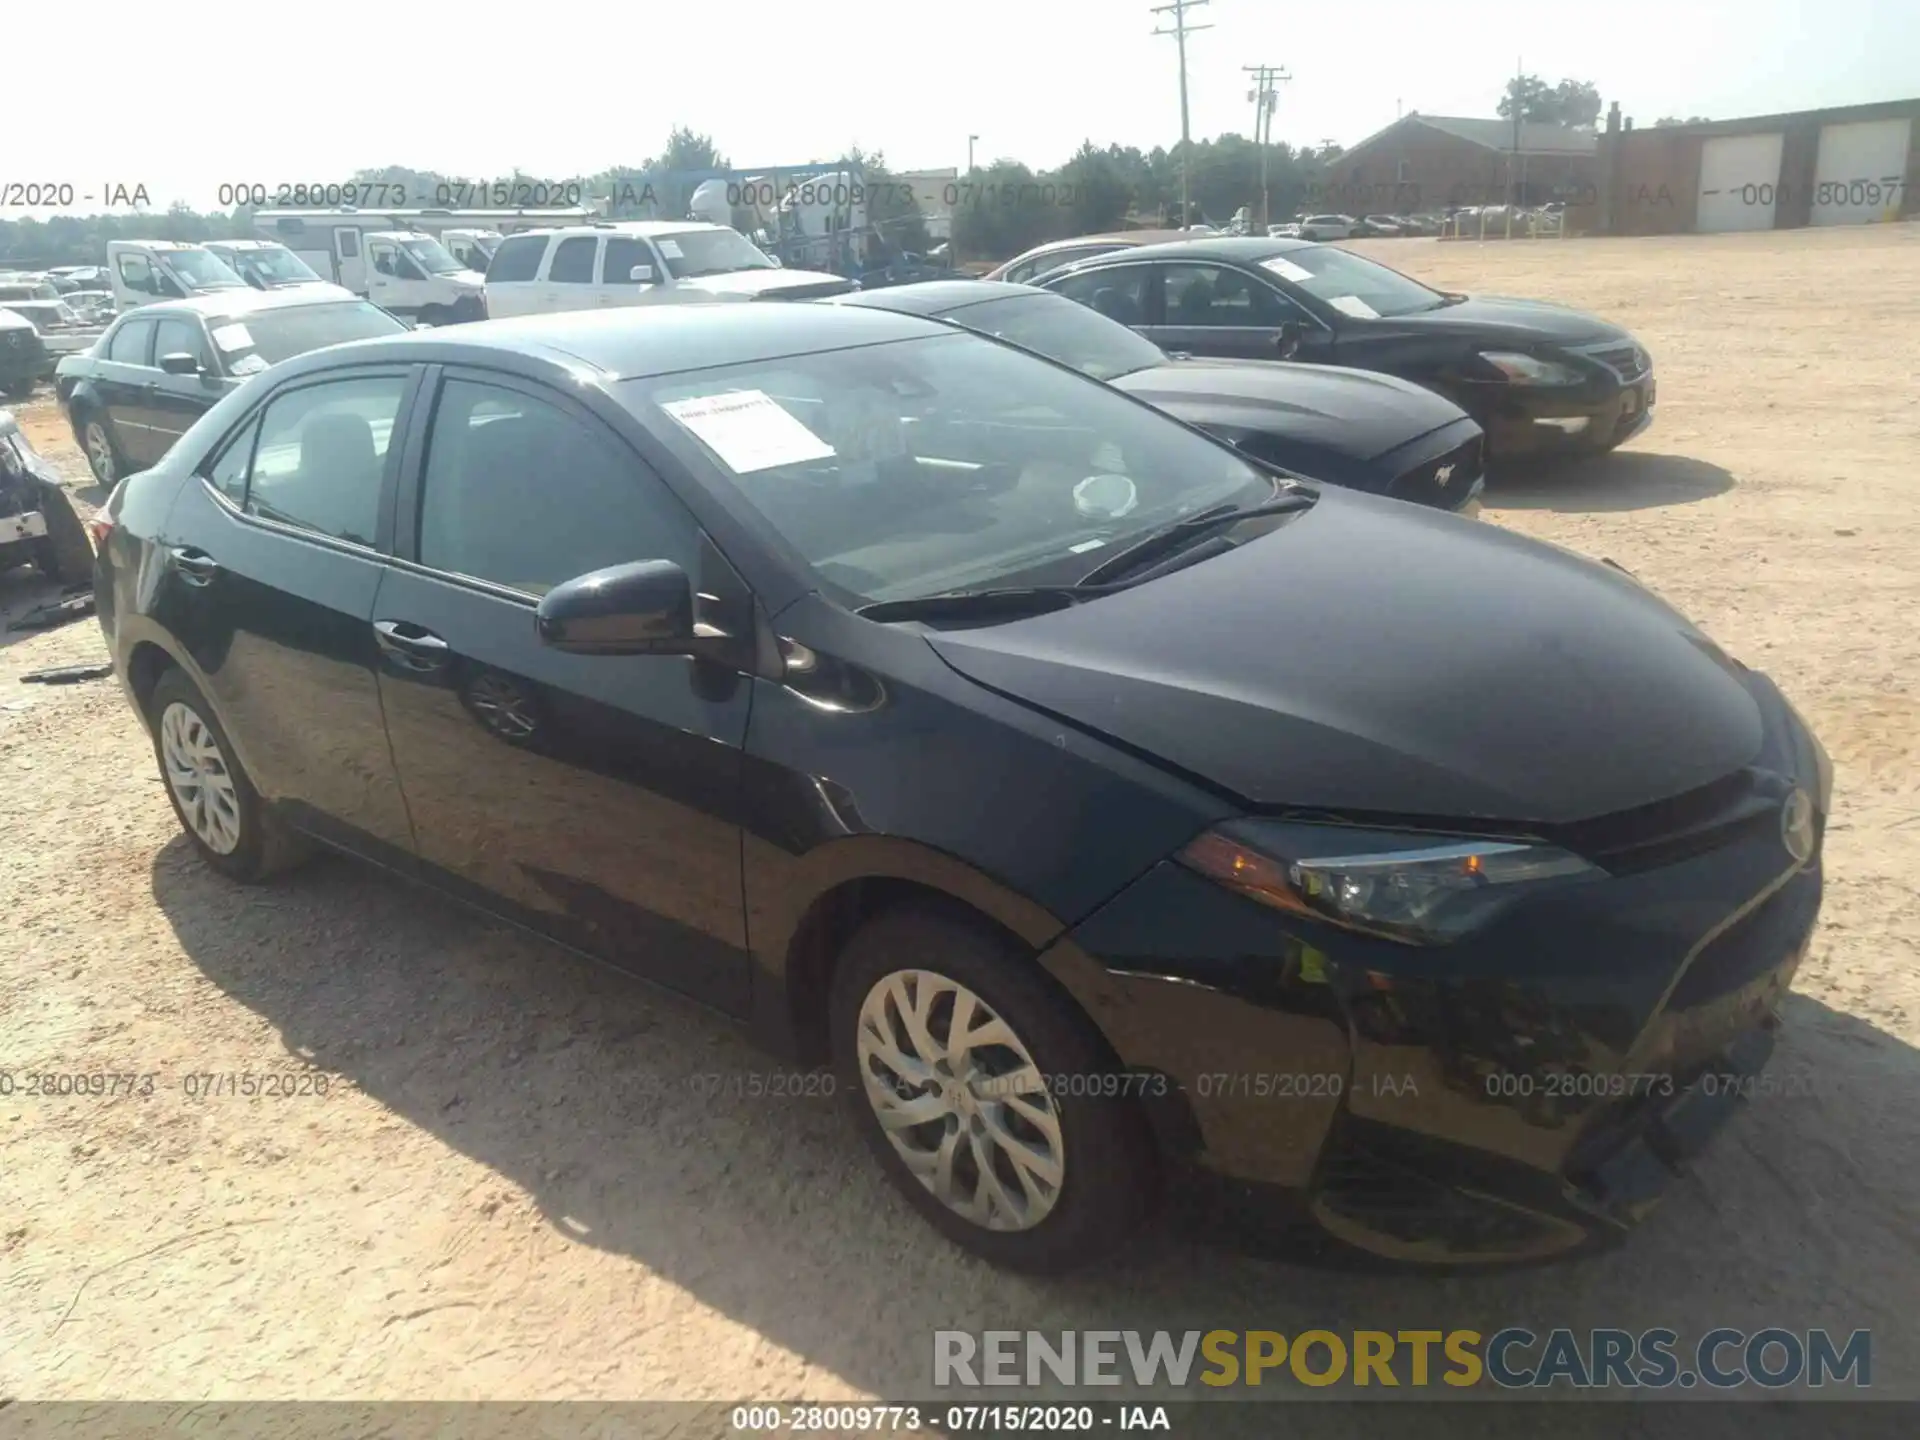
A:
[159,351,201,375]
[536,559,696,656]
[1276,321,1303,359]
[628,265,655,282]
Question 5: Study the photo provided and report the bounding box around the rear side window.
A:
[339,230,361,259]
[206,417,260,504]
[486,234,545,283]
[106,318,155,364]
[548,237,598,284]
[238,375,407,546]
[1048,265,1149,327]
[416,377,692,594]
[601,236,657,284]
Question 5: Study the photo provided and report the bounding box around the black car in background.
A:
[1040,236,1656,461]
[93,303,1825,1273]
[55,289,408,486]
[835,280,1484,514]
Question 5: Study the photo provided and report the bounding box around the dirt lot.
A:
[3,225,1919,1419]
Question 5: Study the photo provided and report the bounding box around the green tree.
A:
[1654,115,1712,127]
[1499,75,1602,128]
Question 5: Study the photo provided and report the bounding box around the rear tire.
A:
[148,667,311,884]
[78,411,124,487]
[829,905,1157,1273]
[32,486,96,587]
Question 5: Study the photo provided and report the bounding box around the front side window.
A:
[206,416,261,504]
[601,236,659,284]
[106,318,156,364]
[153,317,210,370]
[626,331,1270,607]
[116,255,158,295]
[1162,264,1297,327]
[417,378,693,595]
[239,374,406,546]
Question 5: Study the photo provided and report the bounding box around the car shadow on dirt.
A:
[1487,452,1736,514]
[150,839,1920,1413]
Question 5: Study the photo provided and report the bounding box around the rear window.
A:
[486,234,547,284]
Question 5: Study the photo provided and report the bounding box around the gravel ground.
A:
[2,225,1918,1420]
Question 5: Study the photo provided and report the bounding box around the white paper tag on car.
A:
[657,239,684,259]
[1260,257,1313,283]
[1326,295,1379,319]
[661,390,837,473]
[210,323,253,352]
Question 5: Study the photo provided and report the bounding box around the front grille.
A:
[1549,767,1784,874]
[1389,434,1483,508]
[1583,342,1649,383]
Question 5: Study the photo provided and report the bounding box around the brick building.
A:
[1579,98,1920,235]
[1322,113,1599,215]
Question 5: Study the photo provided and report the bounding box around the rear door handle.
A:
[168,546,219,585]
[373,618,451,670]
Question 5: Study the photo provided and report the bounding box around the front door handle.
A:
[168,546,219,585]
[373,618,451,670]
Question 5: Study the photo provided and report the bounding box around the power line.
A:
[1151,0,1212,228]
[1243,63,1291,230]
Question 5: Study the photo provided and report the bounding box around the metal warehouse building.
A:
[1588,97,1920,235]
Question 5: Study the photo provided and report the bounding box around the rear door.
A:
[148,314,224,456]
[478,233,547,318]
[159,365,420,860]
[94,315,161,464]
[1044,261,1154,332]
[537,235,602,315]
[369,366,754,1011]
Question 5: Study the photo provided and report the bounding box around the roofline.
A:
[1617,95,1920,137]
[1339,113,1599,157]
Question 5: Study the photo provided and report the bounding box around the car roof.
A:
[109,288,363,323]
[1051,235,1320,268]
[206,239,280,250]
[834,279,1044,316]
[505,220,732,241]
[288,301,952,381]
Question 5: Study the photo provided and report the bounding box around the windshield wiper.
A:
[856,584,1111,624]
[1077,492,1316,587]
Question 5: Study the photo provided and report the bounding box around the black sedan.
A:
[56,288,407,487]
[93,303,1826,1273]
[834,280,1484,514]
[1039,236,1656,461]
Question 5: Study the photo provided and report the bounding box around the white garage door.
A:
[1810,119,1912,226]
[1697,132,1786,233]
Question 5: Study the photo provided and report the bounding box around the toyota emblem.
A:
[1781,788,1816,865]
[1434,463,1455,487]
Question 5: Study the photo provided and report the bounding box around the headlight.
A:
[1179,827,1603,946]
[1478,350,1587,386]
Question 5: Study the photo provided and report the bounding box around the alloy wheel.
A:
[83,421,115,486]
[855,969,1066,1232]
[160,701,242,854]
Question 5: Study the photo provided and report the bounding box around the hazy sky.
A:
[13,0,1917,214]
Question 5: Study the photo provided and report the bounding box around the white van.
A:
[441,228,504,273]
[483,221,853,320]
[252,216,487,323]
[107,240,250,313]
[202,240,338,293]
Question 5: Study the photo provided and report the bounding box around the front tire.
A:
[830,906,1156,1273]
[4,378,33,400]
[148,668,310,883]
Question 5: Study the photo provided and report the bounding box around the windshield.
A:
[401,237,466,275]
[228,246,320,285]
[166,249,248,289]
[1264,244,1446,318]
[653,228,777,280]
[466,234,501,259]
[206,300,407,377]
[946,294,1167,382]
[627,330,1272,607]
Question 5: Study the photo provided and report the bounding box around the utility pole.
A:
[1152,0,1212,229]
[1244,63,1290,231]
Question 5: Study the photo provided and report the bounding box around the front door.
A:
[534,234,602,316]
[371,367,754,1012]
[95,315,163,465]
[148,314,226,457]
[1143,262,1330,363]
[160,366,420,860]
[334,227,368,294]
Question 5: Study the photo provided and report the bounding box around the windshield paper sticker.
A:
[1261,257,1313,283]
[660,390,837,473]
[210,323,253,352]
[1326,294,1380,319]
[657,239,684,259]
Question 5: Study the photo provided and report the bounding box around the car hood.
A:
[927,488,1763,825]
[682,268,856,300]
[1112,358,1466,461]
[1383,294,1630,347]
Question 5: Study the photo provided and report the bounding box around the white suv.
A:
[483,222,855,319]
